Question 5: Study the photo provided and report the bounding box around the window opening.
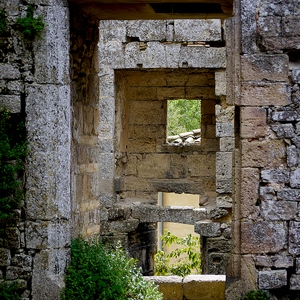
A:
[156,192,201,276]
[167,99,201,146]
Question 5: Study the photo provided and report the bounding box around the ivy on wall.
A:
[0,109,27,220]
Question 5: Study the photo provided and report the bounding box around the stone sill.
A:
[145,275,226,300]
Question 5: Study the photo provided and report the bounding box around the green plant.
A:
[167,99,201,136]
[243,290,271,300]
[16,5,44,39]
[154,230,201,277]
[61,236,163,300]
[0,109,27,220]
[0,9,7,35]
[0,280,22,300]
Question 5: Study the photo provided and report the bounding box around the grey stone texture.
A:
[258,270,287,289]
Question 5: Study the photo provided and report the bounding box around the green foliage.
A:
[243,290,271,300]
[154,230,201,277]
[167,99,201,136]
[16,5,44,39]
[0,280,22,300]
[0,109,27,220]
[62,236,163,300]
[0,9,7,35]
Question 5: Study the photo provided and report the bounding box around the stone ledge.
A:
[145,275,226,300]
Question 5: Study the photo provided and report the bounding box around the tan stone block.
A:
[128,124,165,139]
[241,255,258,292]
[78,135,98,145]
[240,82,291,106]
[121,176,152,192]
[185,86,216,99]
[215,104,235,123]
[157,86,185,100]
[144,276,183,300]
[127,139,157,153]
[127,86,157,100]
[86,224,100,236]
[240,168,260,219]
[137,154,170,178]
[240,107,267,138]
[183,275,226,300]
[129,100,166,125]
[241,139,286,168]
[123,155,137,176]
[187,154,216,177]
[83,106,95,135]
[241,54,289,82]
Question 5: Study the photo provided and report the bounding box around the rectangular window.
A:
[167,99,201,146]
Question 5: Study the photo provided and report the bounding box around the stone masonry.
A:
[0,0,300,299]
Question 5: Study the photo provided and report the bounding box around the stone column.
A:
[25,1,71,299]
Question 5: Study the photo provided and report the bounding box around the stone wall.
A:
[226,0,300,298]
[0,0,71,299]
[97,19,234,276]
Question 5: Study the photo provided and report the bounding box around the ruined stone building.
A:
[0,0,300,299]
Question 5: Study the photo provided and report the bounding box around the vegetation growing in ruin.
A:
[62,237,163,300]
[243,290,271,300]
[154,230,201,276]
[0,280,21,300]
[0,109,27,220]
[167,99,201,136]
[0,9,7,35]
[16,5,45,39]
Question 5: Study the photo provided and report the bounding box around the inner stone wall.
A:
[97,19,234,276]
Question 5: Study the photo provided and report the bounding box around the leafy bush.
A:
[243,290,271,300]
[0,109,27,220]
[62,236,163,300]
[167,99,201,136]
[0,281,22,300]
[0,9,7,35]
[154,230,201,277]
[16,5,44,39]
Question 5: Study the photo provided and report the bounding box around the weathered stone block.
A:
[194,222,221,237]
[0,95,21,113]
[290,274,300,290]
[261,201,298,221]
[32,249,69,300]
[241,255,257,292]
[216,152,233,180]
[216,179,232,194]
[240,82,291,106]
[109,219,139,233]
[240,107,266,138]
[297,258,300,275]
[271,123,295,138]
[174,19,221,42]
[241,139,286,168]
[261,169,290,184]
[183,275,226,300]
[12,254,32,269]
[241,54,289,82]
[179,47,226,68]
[289,221,300,255]
[0,64,21,79]
[187,154,216,177]
[277,188,300,201]
[0,248,11,266]
[215,70,226,96]
[287,145,299,167]
[271,110,299,122]
[5,227,20,249]
[144,276,183,300]
[259,186,275,201]
[216,195,233,208]
[126,20,167,41]
[220,137,234,152]
[241,222,287,254]
[34,6,70,84]
[258,270,287,289]
[216,123,234,137]
[290,168,300,188]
